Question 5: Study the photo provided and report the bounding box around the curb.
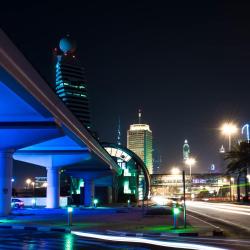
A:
[0,224,70,233]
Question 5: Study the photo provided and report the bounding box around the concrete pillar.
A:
[84,179,94,207]
[46,166,60,208]
[0,151,13,216]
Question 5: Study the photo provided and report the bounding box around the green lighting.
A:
[93,199,98,205]
[173,207,180,215]
[67,207,73,213]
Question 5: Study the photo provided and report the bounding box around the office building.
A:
[53,36,91,129]
[127,110,153,174]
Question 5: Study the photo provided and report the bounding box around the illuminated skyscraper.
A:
[53,37,91,129]
[127,110,153,174]
[183,139,190,161]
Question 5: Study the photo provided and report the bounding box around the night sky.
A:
[2,1,250,186]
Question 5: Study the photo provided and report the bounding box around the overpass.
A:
[0,29,121,216]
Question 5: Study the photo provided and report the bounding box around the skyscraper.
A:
[183,139,190,161]
[127,110,153,174]
[53,37,91,130]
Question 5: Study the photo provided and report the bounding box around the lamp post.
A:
[67,207,73,229]
[185,158,196,194]
[93,199,98,208]
[221,122,238,151]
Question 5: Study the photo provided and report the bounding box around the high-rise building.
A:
[183,139,190,161]
[53,37,91,129]
[127,110,153,174]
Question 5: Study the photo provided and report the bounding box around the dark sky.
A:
[2,1,250,186]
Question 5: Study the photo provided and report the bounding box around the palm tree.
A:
[224,141,250,202]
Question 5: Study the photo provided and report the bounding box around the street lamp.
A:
[185,158,196,193]
[93,199,98,208]
[26,178,31,189]
[171,167,181,175]
[221,122,238,151]
[67,207,73,228]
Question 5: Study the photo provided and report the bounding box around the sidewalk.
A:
[0,206,219,237]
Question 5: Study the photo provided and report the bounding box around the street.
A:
[0,228,241,250]
[0,229,157,250]
[186,201,250,232]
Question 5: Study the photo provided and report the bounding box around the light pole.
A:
[185,158,196,194]
[221,122,238,151]
[67,207,73,228]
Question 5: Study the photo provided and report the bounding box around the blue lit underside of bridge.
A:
[0,30,119,215]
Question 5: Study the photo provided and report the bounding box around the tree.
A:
[224,141,250,202]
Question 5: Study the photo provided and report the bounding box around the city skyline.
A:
[2,2,250,176]
[1,3,250,249]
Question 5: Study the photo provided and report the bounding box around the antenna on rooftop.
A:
[138,109,142,124]
[117,116,121,145]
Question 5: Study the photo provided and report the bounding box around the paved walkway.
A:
[0,206,213,235]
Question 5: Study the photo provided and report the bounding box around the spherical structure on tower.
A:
[59,37,76,53]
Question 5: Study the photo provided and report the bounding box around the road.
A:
[186,201,250,232]
[0,228,246,250]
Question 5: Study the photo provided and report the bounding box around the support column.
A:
[0,151,13,216]
[46,166,60,208]
[84,179,94,207]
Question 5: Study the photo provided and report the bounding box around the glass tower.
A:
[53,37,91,130]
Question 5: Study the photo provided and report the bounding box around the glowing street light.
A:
[172,206,181,229]
[26,178,31,189]
[171,167,181,175]
[221,122,238,151]
[93,199,98,208]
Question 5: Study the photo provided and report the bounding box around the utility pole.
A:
[138,109,142,124]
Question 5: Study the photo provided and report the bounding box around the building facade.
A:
[127,123,153,174]
[150,173,231,199]
[53,37,91,130]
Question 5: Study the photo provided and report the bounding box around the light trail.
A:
[187,208,250,232]
[72,231,227,250]
[187,201,250,211]
[186,202,250,216]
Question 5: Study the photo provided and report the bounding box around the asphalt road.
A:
[186,201,250,232]
[0,228,244,250]
[0,229,160,250]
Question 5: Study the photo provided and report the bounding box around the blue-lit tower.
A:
[53,37,91,129]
